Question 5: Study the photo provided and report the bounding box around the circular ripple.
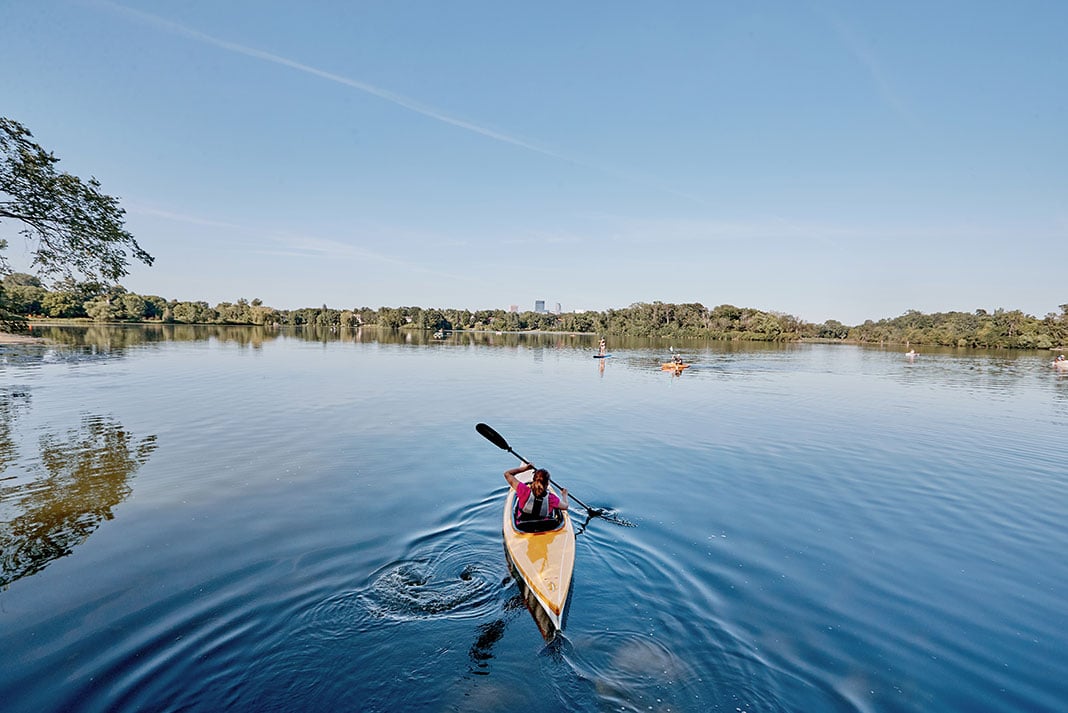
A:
[564,630,692,685]
[302,542,507,636]
[549,630,700,713]
[361,552,500,621]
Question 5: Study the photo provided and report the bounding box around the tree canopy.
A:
[1,117,154,331]
[1,117,153,284]
[6,277,1064,350]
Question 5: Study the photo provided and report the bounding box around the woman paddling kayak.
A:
[504,463,569,523]
[502,462,575,636]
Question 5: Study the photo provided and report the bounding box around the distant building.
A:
[509,304,518,313]
[554,302,561,314]
[534,300,545,313]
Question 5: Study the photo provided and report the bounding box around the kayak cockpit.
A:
[512,500,565,533]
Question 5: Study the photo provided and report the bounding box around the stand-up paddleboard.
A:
[593,354,612,359]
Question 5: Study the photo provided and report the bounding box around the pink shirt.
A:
[516,481,560,513]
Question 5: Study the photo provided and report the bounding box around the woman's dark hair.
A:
[532,468,550,484]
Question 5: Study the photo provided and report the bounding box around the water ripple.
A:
[355,548,503,624]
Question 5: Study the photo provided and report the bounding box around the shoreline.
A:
[3,322,1064,351]
[0,331,48,344]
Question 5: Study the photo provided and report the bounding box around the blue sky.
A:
[2,0,1065,324]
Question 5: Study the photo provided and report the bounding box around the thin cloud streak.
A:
[819,8,917,127]
[128,195,473,281]
[96,2,573,161]
[262,233,475,282]
[126,202,248,231]
[94,0,709,205]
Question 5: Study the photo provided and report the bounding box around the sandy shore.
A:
[0,331,47,344]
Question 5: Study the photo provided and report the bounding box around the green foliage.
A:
[1,117,153,284]
[0,283,26,332]
[143,295,167,320]
[84,294,120,322]
[3,283,46,315]
[845,308,1067,349]
[818,320,850,339]
[377,307,406,328]
[2,270,1063,349]
[171,301,216,324]
[40,289,83,318]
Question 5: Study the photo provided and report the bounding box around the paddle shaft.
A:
[475,423,600,514]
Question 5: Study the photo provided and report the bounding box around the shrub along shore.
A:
[2,275,1066,350]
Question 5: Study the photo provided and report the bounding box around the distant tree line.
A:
[848,307,1068,349]
[3,117,1064,350]
[3,273,1065,349]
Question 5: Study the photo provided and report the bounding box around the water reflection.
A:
[18,323,1064,360]
[0,387,32,474]
[29,323,279,350]
[11,324,819,352]
[0,413,158,587]
[1051,369,1068,406]
[468,618,507,674]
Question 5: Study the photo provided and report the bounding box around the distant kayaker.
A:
[598,337,607,356]
[504,463,569,520]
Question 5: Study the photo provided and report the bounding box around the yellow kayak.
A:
[502,472,575,638]
[661,362,689,370]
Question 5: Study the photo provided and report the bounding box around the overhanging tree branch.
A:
[0,117,154,286]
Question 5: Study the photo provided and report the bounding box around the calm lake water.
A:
[2,325,1066,712]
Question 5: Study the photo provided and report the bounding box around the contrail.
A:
[92,1,709,205]
[126,202,248,231]
[818,6,917,127]
[265,233,476,282]
[95,1,575,162]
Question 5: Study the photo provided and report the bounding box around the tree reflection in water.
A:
[0,386,32,474]
[0,409,157,588]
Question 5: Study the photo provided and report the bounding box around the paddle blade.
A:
[475,423,510,451]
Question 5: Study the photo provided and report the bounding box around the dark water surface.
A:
[2,326,1066,712]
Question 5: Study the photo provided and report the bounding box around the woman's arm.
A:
[555,487,569,511]
[504,462,534,489]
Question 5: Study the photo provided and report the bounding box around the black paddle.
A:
[475,422,604,517]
